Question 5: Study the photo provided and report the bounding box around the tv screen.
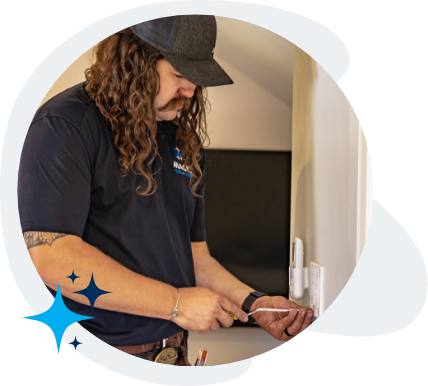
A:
[204,149,292,302]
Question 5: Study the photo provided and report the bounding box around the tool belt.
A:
[113,331,191,366]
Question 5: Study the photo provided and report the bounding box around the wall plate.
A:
[309,261,324,319]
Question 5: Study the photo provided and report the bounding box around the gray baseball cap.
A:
[130,15,233,87]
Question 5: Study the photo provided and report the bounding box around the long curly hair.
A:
[84,28,209,196]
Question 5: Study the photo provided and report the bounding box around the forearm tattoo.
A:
[24,232,68,249]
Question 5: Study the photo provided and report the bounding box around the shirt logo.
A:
[173,147,192,178]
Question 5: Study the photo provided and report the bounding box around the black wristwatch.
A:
[242,291,268,324]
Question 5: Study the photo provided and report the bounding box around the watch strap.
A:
[242,291,268,324]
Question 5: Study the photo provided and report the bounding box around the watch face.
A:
[250,291,266,298]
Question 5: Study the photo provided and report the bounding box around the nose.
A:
[178,78,196,98]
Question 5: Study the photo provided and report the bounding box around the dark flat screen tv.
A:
[204,149,292,307]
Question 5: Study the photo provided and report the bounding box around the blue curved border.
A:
[1,1,350,384]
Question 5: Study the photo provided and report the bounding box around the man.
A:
[18,15,312,365]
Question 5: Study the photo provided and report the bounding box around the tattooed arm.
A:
[24,231,180,320]
[24,232,67,249]
[24,231,248,332]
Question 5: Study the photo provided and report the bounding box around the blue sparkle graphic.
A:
[66,270,79,284]
[24,283,93,352]
[70,338,82,347]
[73,273,111,311]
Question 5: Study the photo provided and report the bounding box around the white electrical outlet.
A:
[309,261,324,319]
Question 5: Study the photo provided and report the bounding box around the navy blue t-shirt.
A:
[18,83,206,345]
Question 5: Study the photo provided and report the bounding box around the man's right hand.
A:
[173,287,248,333]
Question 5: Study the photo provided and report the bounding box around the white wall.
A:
[208,16,293,151]
[206,61,292,151]
[290,47,367,311]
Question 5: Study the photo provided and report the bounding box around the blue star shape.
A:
[24,283,93,352]
[69,336,82,350]
[66,270,79,284]
[73,273,111,311]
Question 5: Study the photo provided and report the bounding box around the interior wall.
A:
[290,46,364,311]
[206,62,292,151]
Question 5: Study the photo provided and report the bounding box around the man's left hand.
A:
[250,296,313,341]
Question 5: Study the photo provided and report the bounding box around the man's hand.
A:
[172,287,248,333]
[250,296,313,341]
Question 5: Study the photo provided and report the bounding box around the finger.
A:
[276,309,299,331]
[280,310,299,328]
[227,302,249,323]
[220,298,249,323]
[298,309,313,332]
[284,308,311,340]
[262,309,299,341]
[192,328,209,334]
[216,308,236,328]
[210,319,221,331]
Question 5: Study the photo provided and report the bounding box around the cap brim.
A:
[163,54,234,87]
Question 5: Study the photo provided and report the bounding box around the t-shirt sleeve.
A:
[189,150,206,242]
[18,116,93,237]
